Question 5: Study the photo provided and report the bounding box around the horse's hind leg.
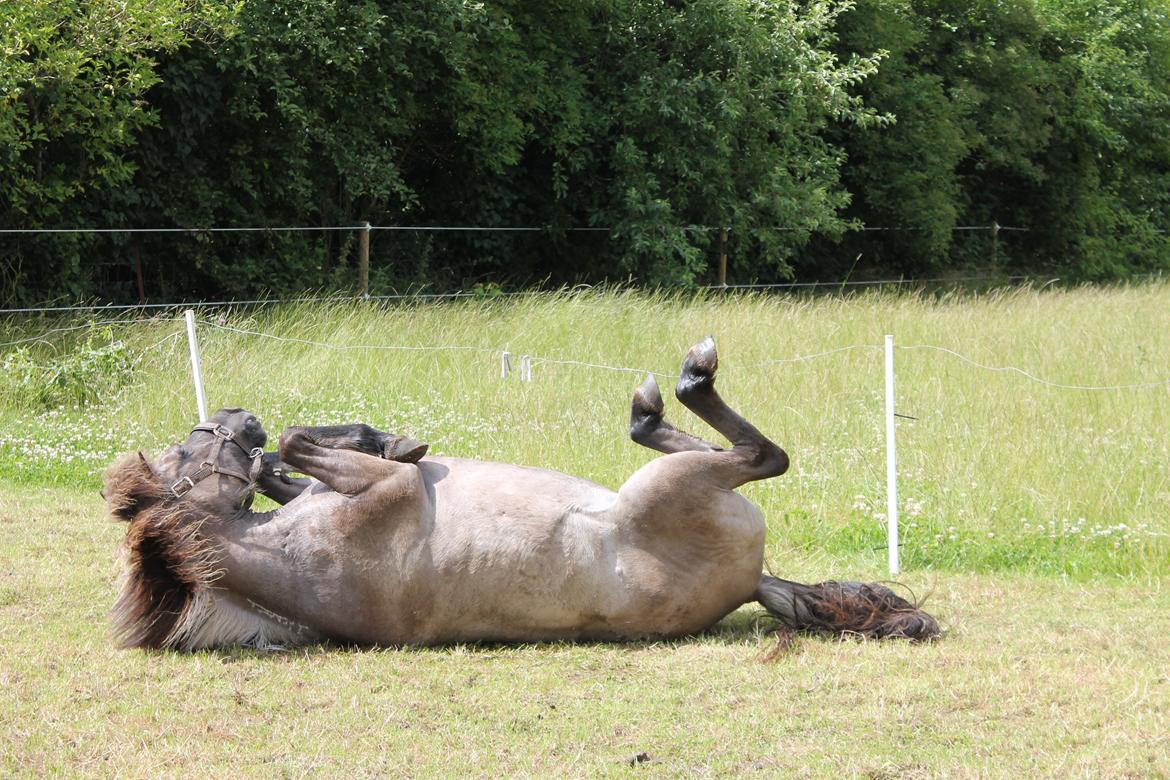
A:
[629,374,722,454]
[674,337,788,483]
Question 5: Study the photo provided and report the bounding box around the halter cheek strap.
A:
[170,423,265,498]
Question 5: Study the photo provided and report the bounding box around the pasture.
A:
[2,285,1169,775]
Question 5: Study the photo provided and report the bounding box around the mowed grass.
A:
[1,485,1167,777]
[2,284,1168,577]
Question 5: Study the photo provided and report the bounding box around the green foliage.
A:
[807,0,1170,279]
[0,326,132,407]
[1,0,1169,303]
[1027,0,1170,278]
[0,0,234,216]
[0,0,237,302]
[1,0,882,301]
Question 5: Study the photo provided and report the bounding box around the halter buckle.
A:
[249,447,264,459]
[170,475,196,497]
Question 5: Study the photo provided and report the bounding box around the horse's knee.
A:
[741,441,788,479]
[763,444,789,478]
[278,427,311,461]
[628,415,657,447]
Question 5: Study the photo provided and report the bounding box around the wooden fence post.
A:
[133,241,146,304]
[718,228,728,287]
[358,221,371,297]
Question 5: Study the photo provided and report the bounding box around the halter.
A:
[169,422,265,498]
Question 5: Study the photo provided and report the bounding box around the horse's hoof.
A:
[383,436,429,463]
[684,336,718,377]
[632,374,664,417]
[678,337,718,400]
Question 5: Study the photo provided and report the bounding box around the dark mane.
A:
[103,454,222,649]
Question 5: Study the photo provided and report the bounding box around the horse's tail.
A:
[753,574,941,641]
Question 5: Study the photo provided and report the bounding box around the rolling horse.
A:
[103,337,939,650]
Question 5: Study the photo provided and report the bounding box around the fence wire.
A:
[193,320,1168,393]
[0,223,1024,235]
[0,275,1046,316]
[897,344,1170,391]
[4,316,1168,394]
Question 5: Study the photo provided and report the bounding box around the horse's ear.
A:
[103,451,165,521]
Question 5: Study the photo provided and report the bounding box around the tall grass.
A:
[3,284,1168,579]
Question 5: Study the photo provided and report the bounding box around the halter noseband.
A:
[169,422,265,498]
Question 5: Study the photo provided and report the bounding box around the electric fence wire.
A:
[896,344,1170,391]
[4,317,1168,394]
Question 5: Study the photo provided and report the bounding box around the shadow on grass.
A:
[184,608,868,665]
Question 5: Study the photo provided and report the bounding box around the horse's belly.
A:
[264,466,764,645]
[610,493,766,637]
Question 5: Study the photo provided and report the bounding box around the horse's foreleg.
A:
[673,337,788,484]
[277,424,427,495]
[255,452,314,505]
[280,424,427,462]
[629,374,722,454]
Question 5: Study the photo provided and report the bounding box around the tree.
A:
[50,0,884,300]
[0,0,235,303]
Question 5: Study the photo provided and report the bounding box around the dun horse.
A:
[104,338,938,650]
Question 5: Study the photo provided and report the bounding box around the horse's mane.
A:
[103,453,222,649]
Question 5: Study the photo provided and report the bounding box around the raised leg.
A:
[673,337,788,482]
[629,374,722,454]
[284,424,428,462]
[278,424,428,496]
[255,452,314,505]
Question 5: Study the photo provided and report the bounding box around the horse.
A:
[103,337,939,650]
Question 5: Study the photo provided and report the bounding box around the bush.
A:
[1,327,133,408]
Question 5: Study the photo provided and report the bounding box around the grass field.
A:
[2,285,1169,776]
[2,485,1167,777]
[3,284,1168,577]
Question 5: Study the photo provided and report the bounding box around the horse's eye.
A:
[178,448,189,460]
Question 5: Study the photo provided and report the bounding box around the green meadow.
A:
[2,286,1168,776]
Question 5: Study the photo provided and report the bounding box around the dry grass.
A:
[1,485,1167,777]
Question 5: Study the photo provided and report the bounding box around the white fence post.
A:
[500,351,512,379]
[885,334,900,576]
[184,309,209,423]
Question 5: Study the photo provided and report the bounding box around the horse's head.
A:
[103,408,268,648]
[105,408,268,521]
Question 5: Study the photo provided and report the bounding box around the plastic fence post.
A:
[184,310,209,423]
[885,334,900,576]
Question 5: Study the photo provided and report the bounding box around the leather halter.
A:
[169,422,265,498]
